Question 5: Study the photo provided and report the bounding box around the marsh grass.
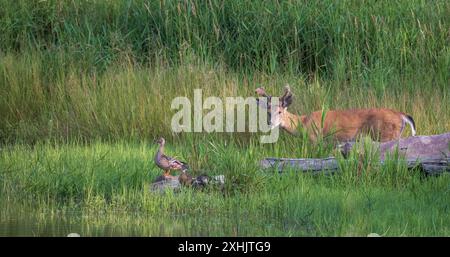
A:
[1,0,448,77]
[1,60,448,235]
[1,52,448,144]
[1,0,449,143]
[1,140,449,236]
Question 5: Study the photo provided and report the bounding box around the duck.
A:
[154,137,189,179]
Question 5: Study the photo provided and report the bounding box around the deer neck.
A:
[281,111,305,134]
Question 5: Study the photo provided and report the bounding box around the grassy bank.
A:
[1,142,449,236]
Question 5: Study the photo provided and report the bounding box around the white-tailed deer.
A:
[256,86,416,143]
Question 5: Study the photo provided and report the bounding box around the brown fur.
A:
[256,86,414,143]
[281,108,408,142]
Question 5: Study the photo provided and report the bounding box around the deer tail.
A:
[402,114,416,136]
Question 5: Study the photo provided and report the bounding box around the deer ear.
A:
[255,86,272,109]
[280,85,293,108]
[281,95,292,108]
[255,87,269,97]
[256,96,271,109]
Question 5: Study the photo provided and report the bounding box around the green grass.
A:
[1,141,449,236]
[0,0,449,236]
[1,0,448,76]
[1,0,449,143]
[1,54,448,144]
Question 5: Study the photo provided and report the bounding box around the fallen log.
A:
[261,156,449,175]
[261,133,450,175]
[340,132,450,160]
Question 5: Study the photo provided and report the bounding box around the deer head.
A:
[256,85,293,129]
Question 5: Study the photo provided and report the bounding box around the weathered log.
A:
[261,133,450,175]
[261,157,340,175]
[149,175,225,193]
[340,132,450,160]
[261,156,449,175]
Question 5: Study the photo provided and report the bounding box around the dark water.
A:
[0,200,275,237]
[1,207,83,236]
[0,203,140,236]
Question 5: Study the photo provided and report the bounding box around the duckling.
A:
[178,170,193,186]
[154,137,189,179]
[192,175,209,189]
